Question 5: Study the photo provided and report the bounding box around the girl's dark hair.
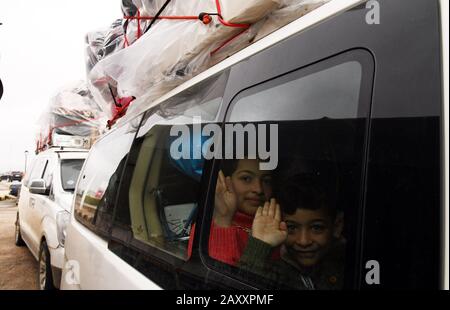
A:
[220,159,239,177]
[220,158,271,177]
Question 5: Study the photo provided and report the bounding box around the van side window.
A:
[60,159,84,192]
[74,120,140,236]
[110,95,225,256]
[42,158,54,190]
[204,50,374,290]
[27,157,47,187]
[107,72,228,288]
[112,124,202,259]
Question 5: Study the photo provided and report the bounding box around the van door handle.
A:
[30,198,35,208]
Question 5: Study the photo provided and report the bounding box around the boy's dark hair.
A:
[274,161,338,218]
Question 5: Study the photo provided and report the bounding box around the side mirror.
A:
[29,179,47,195]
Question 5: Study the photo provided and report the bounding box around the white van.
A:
[15,147,88,289]
[62,0,448,290]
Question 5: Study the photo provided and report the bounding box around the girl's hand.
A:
[213,170,238,227]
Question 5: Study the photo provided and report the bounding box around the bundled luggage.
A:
[84,0,330,126]
[41,0,330,143]
[36,81,107,153]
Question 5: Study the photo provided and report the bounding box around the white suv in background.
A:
[15,147,87,289]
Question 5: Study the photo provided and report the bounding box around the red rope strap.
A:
[107,96,136,129]
[110,1,254,127]
[210,28,249,55]
[215,0,250,28]
[124,15,200,21]
[123,0,251,43]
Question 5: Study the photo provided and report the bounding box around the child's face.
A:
[230,159,272,216]
[284,208,342,268]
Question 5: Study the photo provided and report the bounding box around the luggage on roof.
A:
[36,81,107,153]
[84,0,330,126]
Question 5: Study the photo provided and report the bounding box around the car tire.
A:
[38,240,55,290]
[14,213,25,246]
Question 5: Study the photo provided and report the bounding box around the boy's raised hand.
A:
[251,198,288,247]
[213,170,238,227]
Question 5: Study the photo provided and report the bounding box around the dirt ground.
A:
[0,198,39,290]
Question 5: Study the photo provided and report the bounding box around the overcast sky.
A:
[0,0,119,173]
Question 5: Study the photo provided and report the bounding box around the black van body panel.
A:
[207,0,441,289]
[222,0,441,118]
[363,117,440,289]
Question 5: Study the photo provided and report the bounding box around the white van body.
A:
[16,148,88,289]
[440,0,449,291]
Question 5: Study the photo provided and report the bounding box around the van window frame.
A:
[198,49,375,290]
[26,157,48,187]
[105,71,231,289]
[73,116,143,238]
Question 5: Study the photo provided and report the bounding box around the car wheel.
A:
[38,241,55,290]
[14,213,25,246]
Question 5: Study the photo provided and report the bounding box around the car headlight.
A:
[56,211,70,247]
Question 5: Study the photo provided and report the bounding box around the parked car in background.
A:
[10,171,23,182]
[15,147,88,290]
[9,181,22,197]
[1,173,12,182]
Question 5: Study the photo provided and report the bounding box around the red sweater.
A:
[208,211,254,266]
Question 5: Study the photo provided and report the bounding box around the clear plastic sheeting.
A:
[88,0,248,119]
[122,0,148,48]
[85,19,125,73]
[218,0,283,24]
[92,16,237,120]
[122,0,200,51]
[134,0,213,17]
[36,81,107,153]
[122,0,138,17]
[254,0,329,41]
[211,0,329,65]
[87,0,329,124]
[209,22,263,67]
[130,69,229,124]
[86,0,170,73]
